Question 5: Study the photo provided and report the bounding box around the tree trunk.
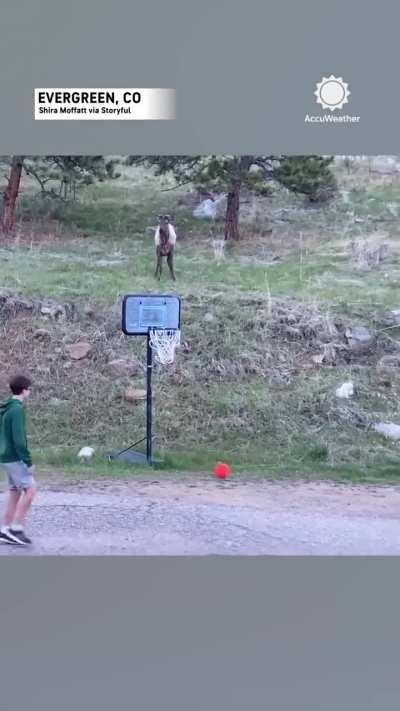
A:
[1,156,24,234]
[224,181,241,241]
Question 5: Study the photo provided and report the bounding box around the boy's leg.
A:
[13,483,36,528]
[2,489,22,528]
[4,463,36,543]
[0,464,26,544]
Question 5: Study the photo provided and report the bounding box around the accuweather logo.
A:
[314,75,350,111]
[305,74,360,125]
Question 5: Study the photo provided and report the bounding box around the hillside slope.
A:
[1,162,400,480]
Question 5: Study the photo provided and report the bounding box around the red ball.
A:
[213,462,232,479]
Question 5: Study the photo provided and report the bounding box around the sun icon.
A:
[314,75,350,111]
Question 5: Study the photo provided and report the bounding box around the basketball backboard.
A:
[122,294,181,335]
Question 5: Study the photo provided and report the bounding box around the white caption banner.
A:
[34,88,176,120]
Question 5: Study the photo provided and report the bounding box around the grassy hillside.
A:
[1,161,400,482]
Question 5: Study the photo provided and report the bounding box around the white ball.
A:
[78,446,95,460]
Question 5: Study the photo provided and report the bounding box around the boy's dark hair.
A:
[9,375,32,395]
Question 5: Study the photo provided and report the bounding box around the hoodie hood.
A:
[0,398,22,418]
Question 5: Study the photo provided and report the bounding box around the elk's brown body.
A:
[154,219,176,281]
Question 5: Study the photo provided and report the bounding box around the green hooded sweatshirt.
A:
[0,398,32,467]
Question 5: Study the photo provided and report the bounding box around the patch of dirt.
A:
[104,477,400,517]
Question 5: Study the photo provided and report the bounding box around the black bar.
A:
[146,333,153,463]
[111,436,148,459]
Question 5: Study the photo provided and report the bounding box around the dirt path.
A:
[1,475,400,555]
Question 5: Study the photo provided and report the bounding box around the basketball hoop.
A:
[114,294,182,464]
[149,328,181,364]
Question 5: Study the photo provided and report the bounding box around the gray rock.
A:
[33,329,51,341]
[335,382,354,399]
[374,422,400,440]
[345,326,374,350]
[40,300,66,320]
[84,305,96,319]
[193,194,226,220]
[106,358,141,378]
[67,342,93,361]
[124,388,147,403]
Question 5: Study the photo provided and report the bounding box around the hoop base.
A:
[106,450,163,466]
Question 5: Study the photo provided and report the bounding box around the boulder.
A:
[106,358,141,378]
[193,199,217,219]
[374,422,400,440]
[311,344,336,366]
[84,305,96,319]
[33,329,51,341]
[124,388,147,403]
[335,382,354,399]
[67,342,93,360]
[193,195,226,220]
[40,300,66,320]
[345,326,374,351]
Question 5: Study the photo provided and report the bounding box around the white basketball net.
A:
[149,329,181,365]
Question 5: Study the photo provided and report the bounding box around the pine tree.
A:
[21,156,117,201]
[273,156,336,203]
[128,154,337,240]
[1,156,24,234]
[0,156,118,234]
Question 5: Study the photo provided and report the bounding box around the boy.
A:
[0,375,36,545]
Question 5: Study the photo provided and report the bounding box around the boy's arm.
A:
[11,409,32,467]
[154,227,160,246]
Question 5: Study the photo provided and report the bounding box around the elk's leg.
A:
[167,251,176,281]
[155,251,162,279]
[157,259,162,279]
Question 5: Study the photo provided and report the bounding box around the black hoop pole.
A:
[146,332,153,463]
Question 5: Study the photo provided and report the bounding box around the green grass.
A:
[33,444,400,485]
[2,164,400,482]
[2,235,400,312]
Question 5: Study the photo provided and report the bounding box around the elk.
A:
[154,214,177,281]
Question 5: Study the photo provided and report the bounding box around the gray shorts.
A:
[2,462,36,491]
